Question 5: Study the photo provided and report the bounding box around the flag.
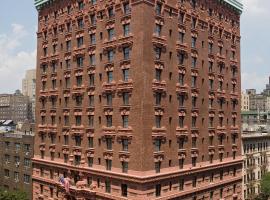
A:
[59,176,70,193]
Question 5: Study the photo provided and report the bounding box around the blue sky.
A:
[0,0,269,93]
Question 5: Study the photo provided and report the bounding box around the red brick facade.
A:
[33,0,242,199]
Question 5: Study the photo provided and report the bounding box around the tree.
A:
[0,188,28,200]
[259,172,270,200]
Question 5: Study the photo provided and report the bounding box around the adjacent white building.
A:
[242,131,270,200]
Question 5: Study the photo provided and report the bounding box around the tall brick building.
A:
[33,0,243,199]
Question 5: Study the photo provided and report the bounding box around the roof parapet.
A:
[34,0,243,14]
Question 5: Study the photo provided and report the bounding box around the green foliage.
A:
[260,172,270,200]
[0,188,28,200]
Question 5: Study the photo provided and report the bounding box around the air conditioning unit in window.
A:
[15,162,20,167]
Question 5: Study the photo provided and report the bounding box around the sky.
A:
[0,0,269,93]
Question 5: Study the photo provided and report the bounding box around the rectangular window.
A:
[155,161,161,173]
[75,136,81,146]
[123,47,130,60]
[156,184,161,197]
[123,92,129,105]
[122,139,129,151]
[89,74,95,86]
[179,32,184,43]
[24,174,30,184]
[155,24,162,36]
[155,47,162,60]
[89,54,96,65]
[77,37,84,48]
[155,92,162,105]
[88,157,93,167]
[123,3,130,15]
[155,69,162,81]
[105,180,111,193]
[108,50,114,62]
[88,137,94,148]
[106,159,112,170]
[123,69,129,81]
[106,138,112,150]
[155,115,161,128]
[24,158,31,167]
[108,7,114,18]
[154,139,161,152]
[179,179,184,191]
[107,71,113,83]
[106,115,112,127]
[122,115,129,128]
[74,155,81,166]
[90,33,96,45]
[77,57,84,67]
[123,24,130,36]
[75,116,81,126]
[156,3,162,15]
[191,37,196,48]
[122,161,128,173]
[108,28,114,41]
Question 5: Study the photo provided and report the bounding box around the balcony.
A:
[230,58,238,66]
[72,85,85,95]
[152,35,167,49]
[102,38,117,50]
[73,45,86,57]
[176,83,188,94]
[217,126,226,136]
[176,41,188,52]
[56,181,96,197]
[217,53,226,62]
[47,124,57,133]
[176,126,188,138]
[38,124,47,133]
[152,127,166,139]
[118,127,133,137]
[152,80,166,93]
[118,34,133,47]
[71,125,84,135]
[102,82,117,93]
[48,88,59,97]
[117,80,133,92]
[102,126,116,137]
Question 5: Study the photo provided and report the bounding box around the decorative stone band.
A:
[34,0,243,14]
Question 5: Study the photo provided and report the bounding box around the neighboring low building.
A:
[0,129,34,199]
[249,94,267,112]
[242,91,250,111]
[241,111,270,129]
[242,131,270,200]
[0,90,32,123]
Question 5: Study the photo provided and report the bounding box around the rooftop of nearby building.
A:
[242,132,270,139]
[0,120,35,135]
[0,131,35,138]
[34,0,243,13]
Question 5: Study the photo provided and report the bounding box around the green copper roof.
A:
[34,0,54,10]
[222,0,243,14]
[34,0,243,13]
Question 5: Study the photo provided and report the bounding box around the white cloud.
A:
[242,0,269,16]
[0,23,36,93]
[241,72,268,92]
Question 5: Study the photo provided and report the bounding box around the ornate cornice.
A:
[34,0,243,14]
